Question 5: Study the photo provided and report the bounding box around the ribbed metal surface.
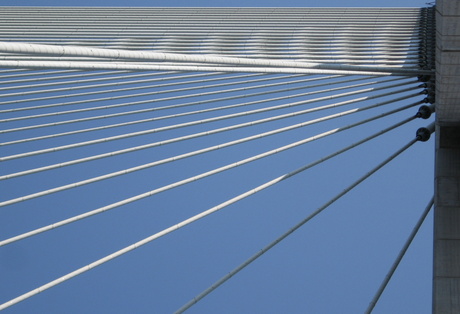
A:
[0,7,424,67]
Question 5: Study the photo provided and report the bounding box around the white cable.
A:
[1,92,420,181]
[0,74,343,133]
[0,71,255,110]
[0,74,340,145]
[0,73,268,120]
[365,197,434,313]
[0,80,418,161]
[175,138,420,313]
[0,70,210,96]
[0,119,421,312]
[0,104,419,246]
[0,94,420,206]
[0,60,432,76]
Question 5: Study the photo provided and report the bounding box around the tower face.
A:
[434,1,460,313]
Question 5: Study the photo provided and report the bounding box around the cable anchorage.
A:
[416,122,435,141]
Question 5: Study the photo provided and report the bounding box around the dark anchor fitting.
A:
[423,94,435,104]
[419,79,435,104]
[416,122,435,142]
[416,104,435,119]
[418,75,432,82]
[420,88,435,95]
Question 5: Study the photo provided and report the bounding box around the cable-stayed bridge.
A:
[0,3,454,313]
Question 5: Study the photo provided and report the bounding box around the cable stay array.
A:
[0,6,435,313]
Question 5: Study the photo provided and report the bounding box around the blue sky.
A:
[0,0,434,313]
